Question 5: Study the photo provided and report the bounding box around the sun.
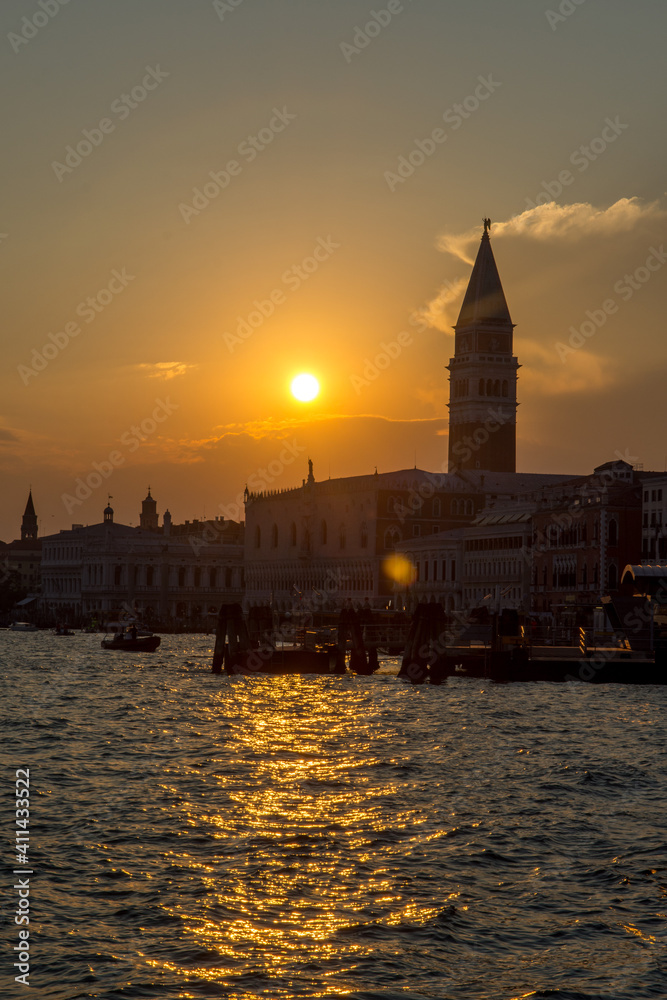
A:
[290,373,320,402]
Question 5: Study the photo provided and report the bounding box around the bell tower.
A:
[447,219,519,473]
[20,490,38,541]
[140,488,159,530]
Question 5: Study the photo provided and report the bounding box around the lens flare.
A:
[382,554,416,586]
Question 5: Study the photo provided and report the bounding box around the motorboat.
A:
[101,623,160,652]
[9,622,38,632]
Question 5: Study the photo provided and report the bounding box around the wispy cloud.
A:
[436,197,666,265]
[136,362,198,380]
[519,340,616,395]
[157,413,448,463]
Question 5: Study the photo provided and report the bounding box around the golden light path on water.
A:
[142,674,453,997]
[3,632,666,999]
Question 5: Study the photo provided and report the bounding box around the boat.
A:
[9,622,38,632]
[54,626,75,636]
[100,624,160,652]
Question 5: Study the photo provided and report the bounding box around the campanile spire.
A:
[447,221,519,473]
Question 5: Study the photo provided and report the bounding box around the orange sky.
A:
[1,1,666,539]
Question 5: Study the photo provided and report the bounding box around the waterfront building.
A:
[530,461,644,617]
[640,475,667,562]
[243,465,484,609]
[39,495,244,624]
[0,491,42,600]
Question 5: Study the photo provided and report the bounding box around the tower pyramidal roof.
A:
[24,490,36,517]
[455,220,513,328]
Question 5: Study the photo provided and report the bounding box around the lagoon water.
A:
[1,631,666,999]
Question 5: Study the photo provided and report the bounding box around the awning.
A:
[621,564,667,596]
[15,596,37,606]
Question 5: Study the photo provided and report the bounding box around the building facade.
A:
[40,497,244,624]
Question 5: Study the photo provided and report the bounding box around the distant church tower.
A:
[447,219,519,473]
[21,490,38,541]
[140,488,159,530]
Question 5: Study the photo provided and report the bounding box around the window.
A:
[194,568,201,587]
[360,522,368,548]
[608,564,618,589]
[271,524,278,548]
[339,525,346,550]
[209,568,217,587]
[479,378,485,395]
[290,522,297,546]
[320,520,327,545]
[432,498,441,517]
[178,568,186,587]
[659,490,663,501]
[451,560,456,581]
[502,380,508,397]
[146,566,154,587]
[254,526,261,548]
[114,565,122,586]
[413,524,421,537]
[608,519,618,546]
[424,561,429,581]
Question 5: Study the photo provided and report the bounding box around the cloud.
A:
[415,276,468,334]
[136,362,198,380]
[157,413,448,463]
[519,339,616,395]
[436,197,666,265]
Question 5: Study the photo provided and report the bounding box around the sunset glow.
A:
[290,374,320,403]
